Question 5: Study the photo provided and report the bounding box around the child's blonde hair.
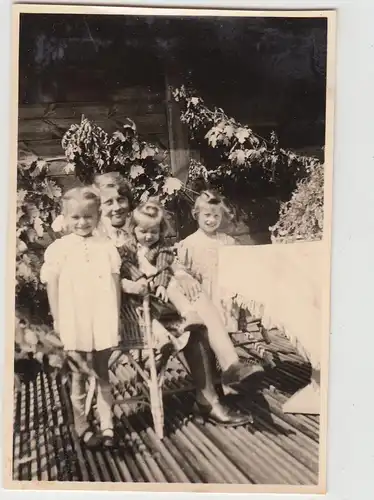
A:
[129,198,170,243]
[192,190,232,221]
[62,187,101,215]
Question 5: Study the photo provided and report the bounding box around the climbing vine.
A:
[61,115,187,206]
[269,162,324,243]
[173,86,324,241]
[16,157,62,315]
[173,85,320,195]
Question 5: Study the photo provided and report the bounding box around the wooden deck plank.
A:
[12,331,319,485]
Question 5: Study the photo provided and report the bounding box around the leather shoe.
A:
[193,399,253,427]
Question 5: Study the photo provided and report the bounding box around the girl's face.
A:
[197,203,222,234]
[134,220,161,248]
[65,200,99,237]
[100,188,130,228]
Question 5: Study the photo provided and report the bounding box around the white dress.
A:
[177,229,237,329]
[40,233,121,352]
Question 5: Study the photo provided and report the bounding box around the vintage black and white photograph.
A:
[5,4,335,493]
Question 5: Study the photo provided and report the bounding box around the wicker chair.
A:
[108,287,188,440]
[107,286,274,440]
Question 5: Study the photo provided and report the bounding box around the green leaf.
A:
[33,217,44,238]
[17,239,27,254]
[162,177,183,194]
[24,327,39,346]
[122,118,137,131]
[17,189,28,206]
[63,163,75,174]
[224,124,235,139]
[112,130,126,142]
[140,145,156,159]
[17,261,34,281]
[229,150,246,165]
[235,128,250,144]
[26,228,38,242]
[42,180,62,200]
[130,165,145,179]
[25,203,40,219]
[33,160,48,176]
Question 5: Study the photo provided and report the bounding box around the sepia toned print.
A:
[4,4,335,494]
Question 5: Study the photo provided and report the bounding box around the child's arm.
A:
[170,239,202,301]
[40,239,62,331]
[113,273,121,309]
[121,277,148,296]
[112,273,121,324]
[118,241,146,282]
[46,276,60,331]
[153,247,175,289]
[107,241,147,297]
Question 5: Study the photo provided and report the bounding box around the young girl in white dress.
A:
[40,187,121,448]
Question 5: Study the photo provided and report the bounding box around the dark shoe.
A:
[101,428,115,448]
[155,343,175,372]
[221,361,264,387]
[79,427,102,449]
[194,399,253,427]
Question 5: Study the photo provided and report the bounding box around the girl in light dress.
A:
[177,190,238,323]
[176,190,264,384]
[121,197,263,387]
[41,187,121,448]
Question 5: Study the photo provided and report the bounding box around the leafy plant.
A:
[174,86,320,194]
[16,156,62,318]
[173,86,324,239]
[15,157,65,387]
[61,115,188,205]
[269,162,324,243]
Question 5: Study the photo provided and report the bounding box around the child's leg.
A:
[167,278,238,370]
[192,293,264,386]
[167,278,196,316]
[70,370,89,436]
[167,278,205,327]
[193,292,240,371]
[92,349,114,433]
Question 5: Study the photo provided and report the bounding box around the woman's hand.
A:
[176,272,201,301]
[155,285,168,303]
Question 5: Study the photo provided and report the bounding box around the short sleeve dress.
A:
[40,233,121,352]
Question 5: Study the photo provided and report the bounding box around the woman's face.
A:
[100,188,130,227]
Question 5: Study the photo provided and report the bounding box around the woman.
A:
[96,172,254,426]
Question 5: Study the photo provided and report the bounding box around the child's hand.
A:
[155,285,168,303]
[176,272,202,302]
[134,278,148,296]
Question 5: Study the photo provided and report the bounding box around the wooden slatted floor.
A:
[12,330,319,484]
